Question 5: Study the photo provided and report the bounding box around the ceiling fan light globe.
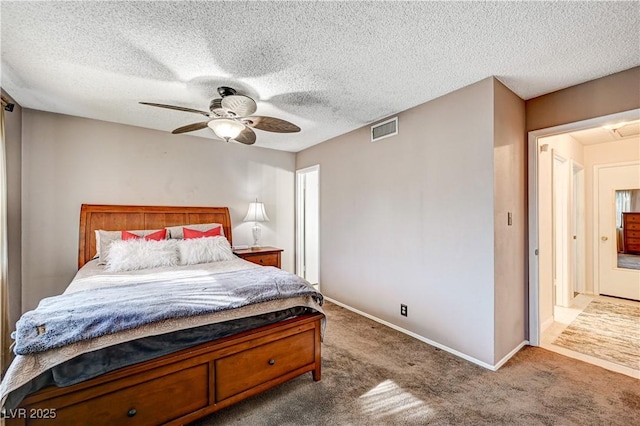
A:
[208,119,245,141]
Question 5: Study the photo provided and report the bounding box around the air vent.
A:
[371,117,398,142]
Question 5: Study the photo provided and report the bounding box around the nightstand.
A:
[233,246,283,268]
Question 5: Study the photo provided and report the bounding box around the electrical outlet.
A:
[400,304,408,317]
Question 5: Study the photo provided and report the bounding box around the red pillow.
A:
[121,229,167,241]
[183,227,221,239]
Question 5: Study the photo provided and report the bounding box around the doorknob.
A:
[601,236,608,241]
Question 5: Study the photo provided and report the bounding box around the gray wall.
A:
[297,78,501,365]
[21,110,296,312]
[526,66,640,132]
[2,89,22,332]
[492,80,526,364]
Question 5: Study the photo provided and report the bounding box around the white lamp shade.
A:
[207,119,245,140]
[244,202,270,222]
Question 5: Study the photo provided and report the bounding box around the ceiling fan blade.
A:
[171,121,210,134]
[139,102,210,117]
[221,95,257,117]
[233,127,256,145]
[245,116,300,133]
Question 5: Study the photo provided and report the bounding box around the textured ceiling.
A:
[1,2,639,152]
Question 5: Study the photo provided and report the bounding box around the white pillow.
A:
[167,223,224,239]
[93,229,101,259]
[97,229,167,264]
[177,236,235,265]
[105,239,178,272]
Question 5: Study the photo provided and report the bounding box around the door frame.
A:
[295,164,320,287]
[527,108,639,346]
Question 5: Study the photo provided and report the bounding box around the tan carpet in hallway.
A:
[192,301,639,426]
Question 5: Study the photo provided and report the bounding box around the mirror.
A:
[616,189,640,270]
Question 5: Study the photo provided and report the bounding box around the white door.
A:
[553,154,571,307]
[296,166,319,285]
[571,163,586,294]
[597,163,640,300]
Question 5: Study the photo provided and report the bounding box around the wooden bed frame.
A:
[7,204,323,426]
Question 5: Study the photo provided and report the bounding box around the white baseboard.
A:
[493,340,529,370]
[540,316,554,333]
[324,297,527,371]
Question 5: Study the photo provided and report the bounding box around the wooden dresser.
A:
[622,212,640,254]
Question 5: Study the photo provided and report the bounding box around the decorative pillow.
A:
[93,229,102,259]
[122,229,167,241]
[97,228,167,264]
[105,239,178,272]
[183,227,221,239]
[167,223,224,240]
[177,236,234,265]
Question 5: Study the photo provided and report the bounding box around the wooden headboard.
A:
[78,204,233,268]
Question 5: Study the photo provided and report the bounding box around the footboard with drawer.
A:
[6,313,323,425]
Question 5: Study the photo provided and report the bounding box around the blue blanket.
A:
[13,267,322,355]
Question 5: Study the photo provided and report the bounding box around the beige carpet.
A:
[553,300,640,370]
[191,301,640,425]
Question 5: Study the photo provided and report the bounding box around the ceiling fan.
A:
[140,86,300,145]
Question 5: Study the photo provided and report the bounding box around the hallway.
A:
[541,294,640,379]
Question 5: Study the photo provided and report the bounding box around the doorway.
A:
[551,156,586,307]
[296,165,319,287]
[528,109,640,378]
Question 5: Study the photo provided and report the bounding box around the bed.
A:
[1,204,324,425]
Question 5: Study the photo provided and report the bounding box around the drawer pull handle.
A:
[268,359,275,365]
[260,259,264,263]
[127,408,137,418]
